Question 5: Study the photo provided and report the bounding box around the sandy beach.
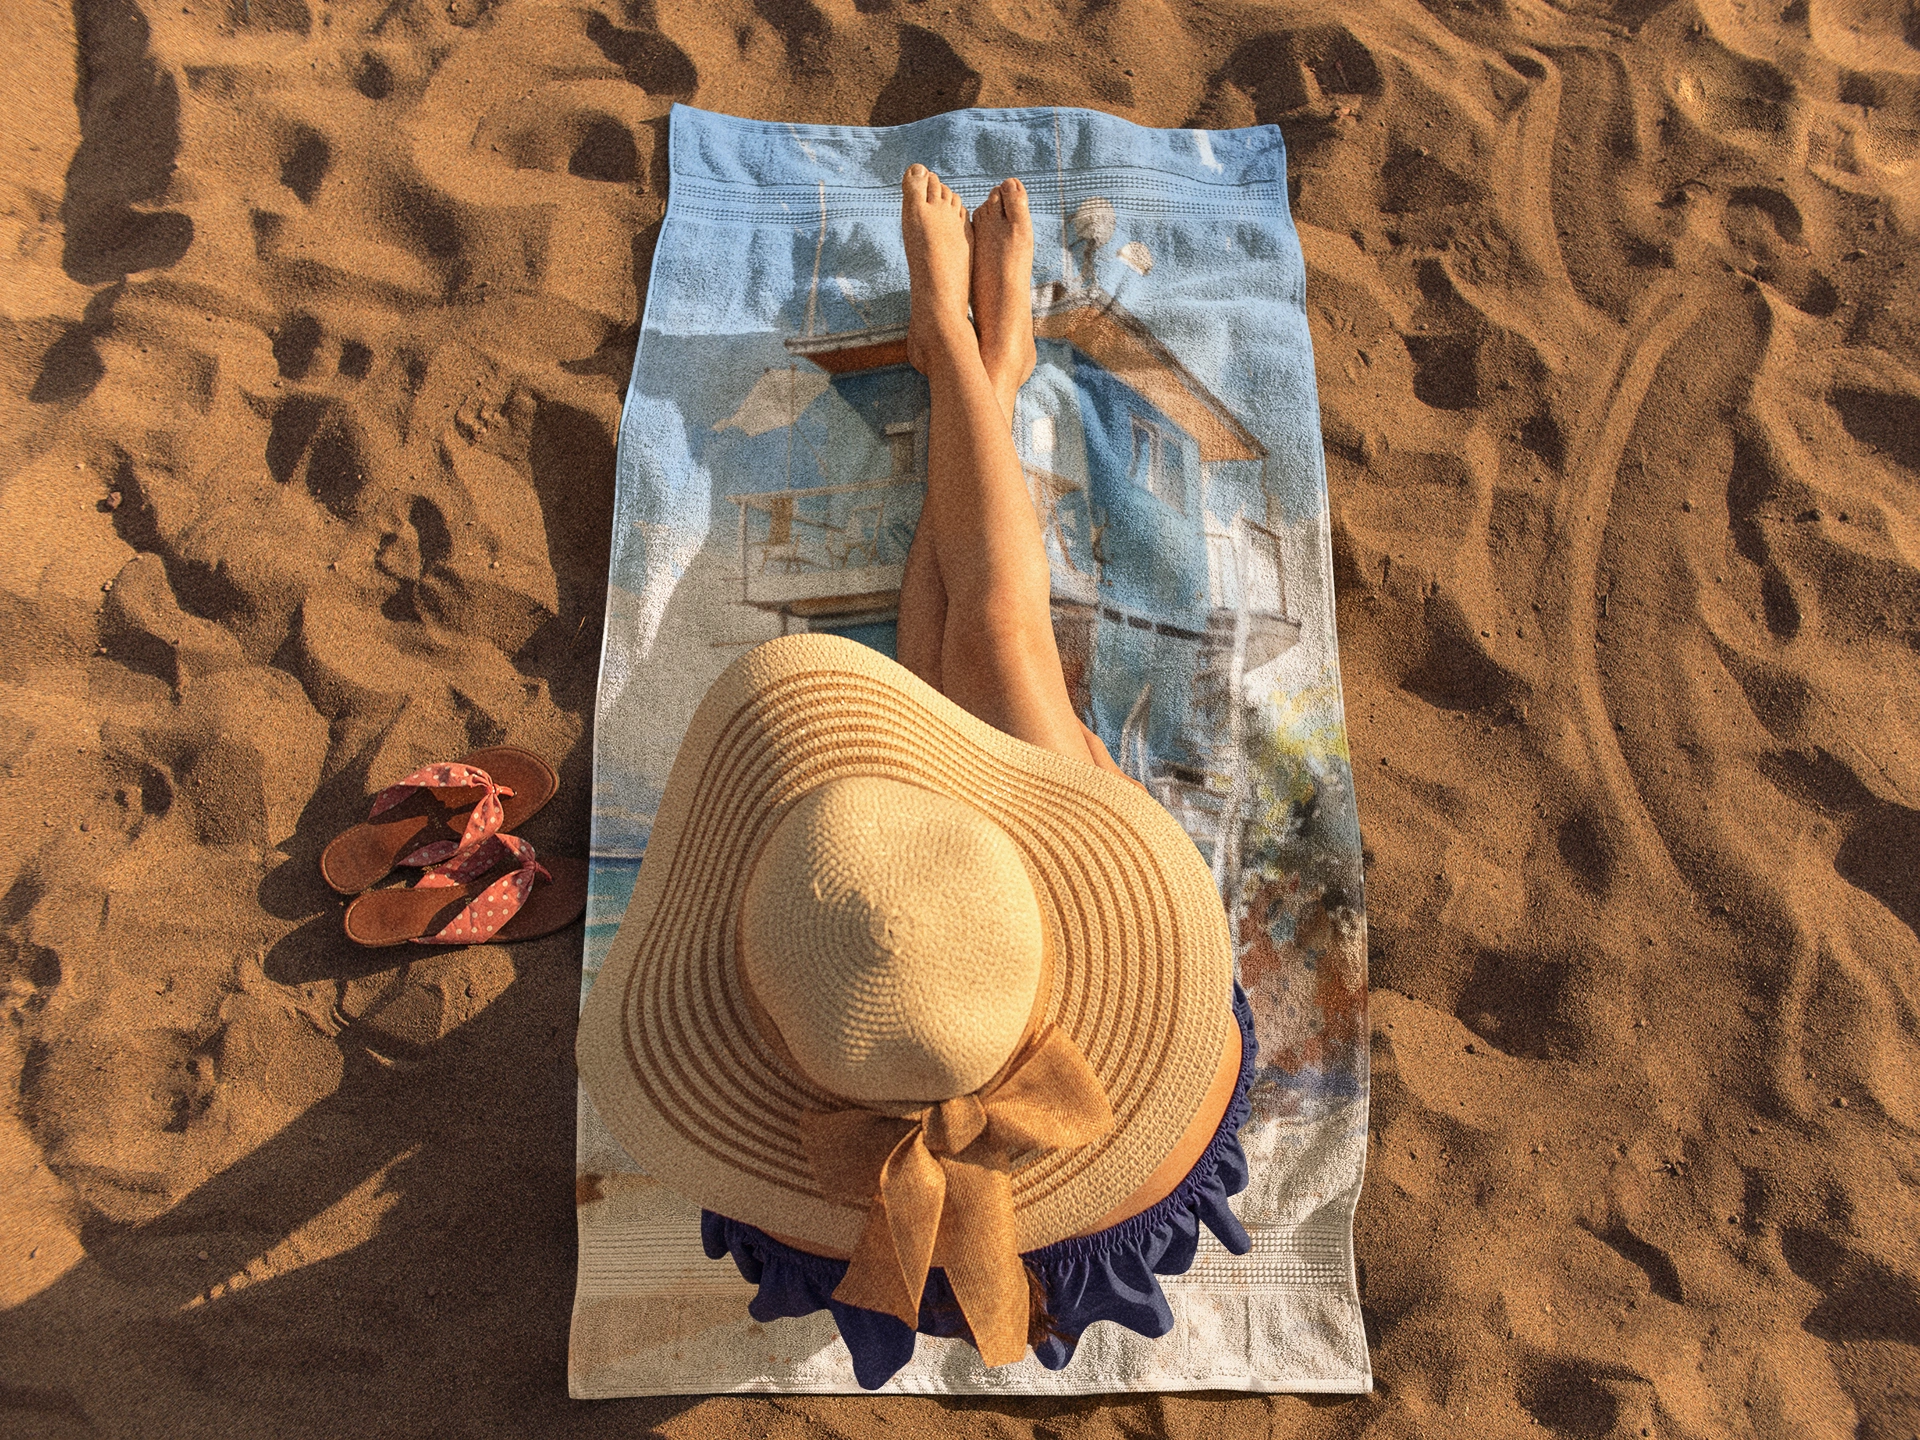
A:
[3,0,1917,1434]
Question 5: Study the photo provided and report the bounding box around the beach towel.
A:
[572,103,1371,1397]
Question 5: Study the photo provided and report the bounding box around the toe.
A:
[904,163,927,192]
[1004,177,1030,221]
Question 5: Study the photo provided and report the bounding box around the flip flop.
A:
[319,746,559,895]
[342,834,589,946]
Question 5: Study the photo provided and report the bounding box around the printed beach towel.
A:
[572,104,1371,1397]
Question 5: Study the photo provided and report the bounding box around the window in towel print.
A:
[1131,415,1184,511]
[1029,412,1056,458]
[886,423,917,477]
[1207,520,1285,613]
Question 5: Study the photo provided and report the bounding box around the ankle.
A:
[916,323,988,383]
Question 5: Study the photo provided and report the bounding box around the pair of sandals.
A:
[322,747,588,946]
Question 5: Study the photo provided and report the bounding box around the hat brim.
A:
[577,633,1233,1253]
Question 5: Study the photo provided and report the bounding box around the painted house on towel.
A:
[728,284,1301,873]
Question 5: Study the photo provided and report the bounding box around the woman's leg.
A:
[895,502,948,693]
[893,167,1089,764]
[972,182,1127,778]
[894,169,1123,776]
[895,175,1026,699]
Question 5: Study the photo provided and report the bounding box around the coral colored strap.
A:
[368,762,516,866]
[411,834,551,945]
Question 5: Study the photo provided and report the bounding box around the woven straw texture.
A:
[740,775,1049,1104]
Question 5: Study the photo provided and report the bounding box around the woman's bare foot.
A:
[902,165,975,378]
[970,178,1036,420]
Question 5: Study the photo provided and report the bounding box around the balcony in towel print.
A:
[724,282,1302,873]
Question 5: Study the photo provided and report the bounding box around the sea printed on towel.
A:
[583,108,1366,1137]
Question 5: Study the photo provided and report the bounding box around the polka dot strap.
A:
[368,762,516,867]
[412,833,552,945]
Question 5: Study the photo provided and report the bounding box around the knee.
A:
[944,604,1055,676]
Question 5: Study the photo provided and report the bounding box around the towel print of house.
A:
[725,277,1301,878]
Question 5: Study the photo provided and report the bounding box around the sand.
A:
[2,0,1916,1433]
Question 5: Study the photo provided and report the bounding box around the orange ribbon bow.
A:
[797,1024,1115,1367]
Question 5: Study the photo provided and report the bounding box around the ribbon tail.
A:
[830,1131,944,1329]
[800,1025,1116,1372]
[934,1160,1030,1368]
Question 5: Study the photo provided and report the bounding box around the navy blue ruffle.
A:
[701,984,1257,1389]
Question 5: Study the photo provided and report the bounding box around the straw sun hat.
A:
[576,633,1233,1365]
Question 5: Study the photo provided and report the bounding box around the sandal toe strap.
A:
[370,761,517,866]
[412,834,552,945]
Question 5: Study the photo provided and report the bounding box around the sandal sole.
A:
[342,857,589,947]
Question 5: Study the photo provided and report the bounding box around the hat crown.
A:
[739,776,1044,1104]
